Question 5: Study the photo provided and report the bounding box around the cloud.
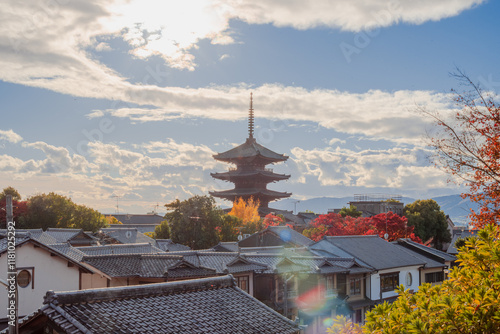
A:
[0,129,23,143]
[289,145,453,191]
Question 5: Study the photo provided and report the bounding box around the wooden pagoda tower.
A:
[210,94,291,208]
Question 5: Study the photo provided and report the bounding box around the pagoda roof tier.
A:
[210,169,290,182]
[209,188,292,200]
[213,138,288,164]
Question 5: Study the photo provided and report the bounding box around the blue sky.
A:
[1,0,499,214]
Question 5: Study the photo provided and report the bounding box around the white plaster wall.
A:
[0,243,80,319]
[369,266,420,301]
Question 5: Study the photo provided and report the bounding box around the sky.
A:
[1,0,499,214]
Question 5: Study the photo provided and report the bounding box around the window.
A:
[17,269,32,288]
[405,272,412,286]
[236,276,249,293]
[425,271,444,283]
[326,275,334,291]
[349,277,361,295]
[380,272,399,292]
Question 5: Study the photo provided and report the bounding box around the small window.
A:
[349,277,361,295]
[17,270,31,288]
[380,272,399,292]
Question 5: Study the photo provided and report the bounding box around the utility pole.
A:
[6,195,18,334]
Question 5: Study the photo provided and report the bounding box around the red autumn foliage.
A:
[303,212,421,243]
[0,199,28,227]
[424,71,500,228]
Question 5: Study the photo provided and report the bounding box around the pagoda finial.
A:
[248,92,254,139]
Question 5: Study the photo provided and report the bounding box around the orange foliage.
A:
[262,213,283,229]
[229,197,260,224]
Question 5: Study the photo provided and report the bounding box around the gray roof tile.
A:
[22,275,300,334]
[321,235,426,270]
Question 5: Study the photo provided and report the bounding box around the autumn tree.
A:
[303,212,421,243]
[404,199,451,250]
[165,195,221,249]
[262,213,284,229]
[328,224,500,333]
[423,70,500,227]
[338,205,363,218]
[228,197,261,234]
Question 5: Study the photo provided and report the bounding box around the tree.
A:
[153,220,171,239]
[229,197,260,223]
[262,213,284,229]
[338,205,363,218]
[404,199,451,250]
[217,214,240,242]
[165,195,221,250]
[18,192,107,231]
[328,224,500,333]
[0,186,21,201]
[422,70,500,227]
[303,212,421,243]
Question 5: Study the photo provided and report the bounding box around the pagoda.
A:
[210,94,291,209]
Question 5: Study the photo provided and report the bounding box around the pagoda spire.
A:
[248,92,254,139]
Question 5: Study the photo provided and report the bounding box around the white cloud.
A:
[0,129,22,143]
[289,145,453,191]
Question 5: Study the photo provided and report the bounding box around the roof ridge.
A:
[44,275,236,305]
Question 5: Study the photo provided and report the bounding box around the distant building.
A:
[347,194,404,217]
[210,94,291,210]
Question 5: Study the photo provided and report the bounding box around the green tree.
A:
[0,186,21,201]
[165,195,221,249]
[328,224,500,334]
[404,199,451,250]
[153,220,171,239]
[338,205,362,218]
[217,214,240,242]
[18,192,107,231]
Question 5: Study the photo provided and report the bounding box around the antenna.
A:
[112,195,121,214]
[248,92,254,139]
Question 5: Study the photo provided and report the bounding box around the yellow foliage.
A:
[229,197,260,224]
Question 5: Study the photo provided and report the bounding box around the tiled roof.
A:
[99,228,157,246]
[49,243,87,262]
[82,254,180,277]
[395,239,456,263]
[322,235,426,270]
[0,229,59,245]
[212,241,239,252]
[14,275,300,334]
[156,239,191,252]
[391,244,445,269]
[238,226,313,248]
[76,243,165,256]
[213,138,289,162]
[45,228,93,243]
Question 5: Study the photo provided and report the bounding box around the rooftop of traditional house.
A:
[394,238,456,264]
[156,239,192,252]
[97,227,157,246]
[9,275,301,334]
[76,242,165,256]
[313,235,426,270]
[238,225,314,248]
